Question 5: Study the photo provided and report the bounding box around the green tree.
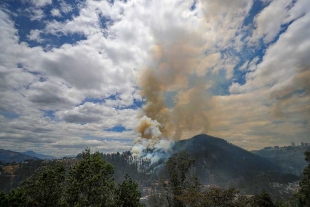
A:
[164,151,196,207]
[178,186,251,207]
[18,161,66,207]
[296,151,310,206]
[0,191,9,207]
[6,189,24,207]
[249,191,277,207]
[148,185,169,207]
[64,148,116,207]
[116,174,144,207]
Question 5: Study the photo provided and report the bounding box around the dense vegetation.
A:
[0,147,309,206]
[0,149,143,207]
[148,151,310,207]
[172,134,300,200]
[253,146,309,175]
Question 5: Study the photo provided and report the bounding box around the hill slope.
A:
[172,134,283,184]
[0,149,41,163]
[252,146,309,175]
[22,150,55,160]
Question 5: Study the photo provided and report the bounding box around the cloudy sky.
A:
[0,0,309,157]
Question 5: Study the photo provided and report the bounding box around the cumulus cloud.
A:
[27,8,45,21]
[50,9,61,17]
[30,0,52,7]
[0,0,309,156]
[59,0,73,14]
[225,0,310,148]
[28,29,44,42]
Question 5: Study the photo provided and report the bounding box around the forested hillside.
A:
[2,149,309,207]
[0,135,303,201]
[253,146,309,175]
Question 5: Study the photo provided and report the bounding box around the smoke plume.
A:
[132,27,216,163]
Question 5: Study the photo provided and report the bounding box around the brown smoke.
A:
[271,66,310,119]
[135,0,253,143]
[136,33,216,141]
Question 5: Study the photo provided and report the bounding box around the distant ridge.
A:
[172,134,282,183]
[0,149,40,163]
[22,150,55,160]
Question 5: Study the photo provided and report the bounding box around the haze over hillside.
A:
[0,149,40,163]
[252,143,310,175]
[22,151,55,160]
[1,134,303,202]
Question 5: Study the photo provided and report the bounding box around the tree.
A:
[148,185,169,207]
[116,174,144,207]
[0,191,8,207]
[6,189,24,207]
[163,151,252,207]
[248,191,277,207]
[164,151,196,207]
[64,148,116,207]
[18,161,66,207]
[296,151,310,206]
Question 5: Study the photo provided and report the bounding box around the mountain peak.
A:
[22,151,55,160]
[0,149,41,163]
[172,134,281,184]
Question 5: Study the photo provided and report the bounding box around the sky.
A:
[0,0,309,157]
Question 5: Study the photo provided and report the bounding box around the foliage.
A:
[116,174,145,207]
[180,187,249,207]
[148,150,282,207]
[0,148,144,207]
[165,151,196,206]
[295,151,310,206]
[19,161,66,207]
[248,191,278,207]
[0,191,8,206]
[148,185,169,207]
[64,148,116,207]
[6,189,24,207]
[0,159,45,193]
[100,151,151,185]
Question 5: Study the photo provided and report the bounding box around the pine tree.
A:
[19,161,65,207]
[64,148,116,207]
[165,151,195,207]
[297,151,310,206]
[116,174,145,207]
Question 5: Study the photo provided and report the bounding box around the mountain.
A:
[22,150,55,160]
[172,134,294,184]
[252,146,309,175]
[170,134,299,200]
[0,149,41,163]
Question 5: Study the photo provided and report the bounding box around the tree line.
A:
[0,149,309,207]
[0,148,143,207]
[148,151,310,207]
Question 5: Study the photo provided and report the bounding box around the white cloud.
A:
[60,0,73,14]
[251,0,291,43]
[27,8,45,21]
[30,0,52,7]
[224,0,310,149]
[50,8,62,17]
[0,0,309,155]
[28,29,44,42]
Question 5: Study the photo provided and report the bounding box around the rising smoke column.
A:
[130,0,253,161]
[132,26,217,162]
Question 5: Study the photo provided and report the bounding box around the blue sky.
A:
[0,0,309,156]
